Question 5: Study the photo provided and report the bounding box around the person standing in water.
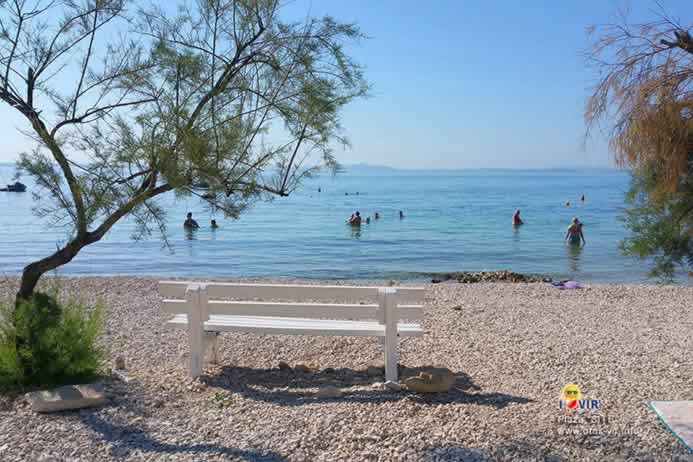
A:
[564,217,585,246]
[399,210,404,219]
[184,212,199,229]
[512,209,523,226]
[211,219,219,229]
[348,211,362,226]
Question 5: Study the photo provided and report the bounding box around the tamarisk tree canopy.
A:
[585,6,692,278]
[0,0,368,297]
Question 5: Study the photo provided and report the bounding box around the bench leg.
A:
[380,288,398,382]
[186,285,205,378]
[189,329,204,378]
[384,332,398,382]
[205,332,219,364]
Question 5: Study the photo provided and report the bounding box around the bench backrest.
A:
[159,281,425,322]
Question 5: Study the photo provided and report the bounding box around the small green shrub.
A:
[0,291,103,390]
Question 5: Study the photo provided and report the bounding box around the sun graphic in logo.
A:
[560,384,582,410]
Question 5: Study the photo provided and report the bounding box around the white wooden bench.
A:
[159,281,426,382]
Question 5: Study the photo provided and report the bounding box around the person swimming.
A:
[565,201,571,207]
[399,210,404,219]
[365,216,370,224]
[564,217,585,246]
[211,219,218,229]
[580,194,585,202]
[348,211,362,226]
[374,212,380,220]
[512,209,523,226]
[184,212,199,229]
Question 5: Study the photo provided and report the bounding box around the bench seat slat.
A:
[166,314,424,337]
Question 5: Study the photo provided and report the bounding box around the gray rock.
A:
[26,384,106,413]
[404,367,456,393]
[385,380,402,391]
[112,369,133,383]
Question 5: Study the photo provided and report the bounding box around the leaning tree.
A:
[0,0,368,300]
[585,5,692,278]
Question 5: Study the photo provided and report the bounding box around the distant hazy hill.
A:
[340,163,399,174]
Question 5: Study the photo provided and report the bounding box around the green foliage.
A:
[620,160,693,280]
[0,291,103,390]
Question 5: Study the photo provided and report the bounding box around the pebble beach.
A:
[1,276,692,461]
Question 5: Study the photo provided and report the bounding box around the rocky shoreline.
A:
[1,276,692,461]
[429,270,547,284]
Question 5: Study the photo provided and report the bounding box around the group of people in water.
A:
[184,212,218,230]
[511,194,587,246]
[185,193,587,246]
[347,210,404,226]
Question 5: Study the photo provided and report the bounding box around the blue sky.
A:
[1,0,689,168]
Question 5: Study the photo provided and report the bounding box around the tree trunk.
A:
[16,238,88,302]
[15,182,172,303]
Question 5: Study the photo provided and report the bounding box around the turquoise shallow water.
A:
[0,163,668,283]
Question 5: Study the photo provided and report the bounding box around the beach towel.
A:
[549,280,581,289]
[649,401,693,452]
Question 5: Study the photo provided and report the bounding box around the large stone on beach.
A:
[26,384,106,413]
[278,360,291,371]
[404,367,456,393]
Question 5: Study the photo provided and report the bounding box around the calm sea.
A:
[0,163,670,283]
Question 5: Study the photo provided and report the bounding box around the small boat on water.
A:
[0,181,27,192]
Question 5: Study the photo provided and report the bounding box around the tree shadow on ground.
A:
[81,413,286,461]
[422,428,691,461]
[74,379,286,461]
[423,439,567,462]
[200,365,532,408]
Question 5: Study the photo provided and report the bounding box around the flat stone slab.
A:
[649,401,693,452]
[26,384,106,413]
